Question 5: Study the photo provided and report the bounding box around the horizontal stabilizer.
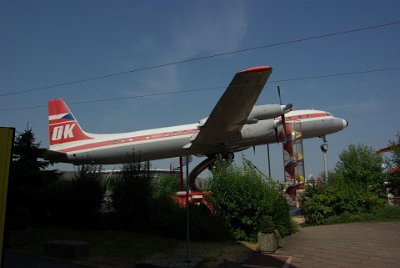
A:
[44,149,68,163]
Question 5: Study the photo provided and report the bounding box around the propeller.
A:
[277,86,287,136]
[275,85,292,142]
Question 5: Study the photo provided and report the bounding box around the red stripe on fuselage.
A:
[58,112,331,153]
[58,128,200,153]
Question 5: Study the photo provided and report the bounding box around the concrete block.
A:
[257,232,278,253]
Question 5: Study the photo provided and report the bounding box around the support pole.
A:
[179,156,184,190]
[185,155,190,263]
[320,136,329,180]
[267,144,272,178]
[267,144,272,186]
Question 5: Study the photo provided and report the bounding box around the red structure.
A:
[376,144,400,153]
[174,191,214,214]
[282,121,305,207]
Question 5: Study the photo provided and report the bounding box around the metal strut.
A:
[188,156,217,190]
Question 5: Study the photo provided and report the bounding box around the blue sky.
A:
[1,0,399,180]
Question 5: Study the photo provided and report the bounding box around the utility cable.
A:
[1,20,399,97]
[1,65,399,111]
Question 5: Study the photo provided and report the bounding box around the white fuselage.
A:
[53,109,347,164]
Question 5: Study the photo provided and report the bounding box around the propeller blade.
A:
[277,86,289,138]
[281,114,287,136]
[274,127,279,143]
[277,85,282,105]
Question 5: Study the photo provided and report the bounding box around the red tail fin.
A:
[48,99,92,148]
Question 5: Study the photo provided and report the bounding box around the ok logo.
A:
[52,124,76,141]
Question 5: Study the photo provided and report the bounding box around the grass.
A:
[323,205,400,225]
[8,227,255,268]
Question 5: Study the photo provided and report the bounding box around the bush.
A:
[6,206,31,231]
[301,178,387,225]
[386,133,400,195]
[188,203,230,241]
[68,164,106,228]
[301,144,389,226]
[112,161,153,229]
[153,175,180,199]
[37,178,73,226]
[259,216,275,233]
[109,158,229,240]
[324,205,400,224]
[264,187,293,237]
[209,160,293,241]
[148,197,230,241]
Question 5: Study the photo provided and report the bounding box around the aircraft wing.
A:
[187,66,272,152]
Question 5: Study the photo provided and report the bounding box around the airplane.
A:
[46,66,348,186]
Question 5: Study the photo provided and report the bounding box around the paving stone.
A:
[272,221,400,268]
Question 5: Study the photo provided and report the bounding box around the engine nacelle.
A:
[241,120,276,140]
[247,104,292,123]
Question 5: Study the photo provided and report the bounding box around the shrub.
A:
[386,133,400,195]
[259,216,275,233]
[301,178,387,225]
[209,160,293,241]
[6,206,31,231]
[37,178,73,226]
[153,175,180,199]
[112,160,153,229]
[68,164,106,228]
[149,197,230,241]
[264,187,293,237]
[301,144,389,226]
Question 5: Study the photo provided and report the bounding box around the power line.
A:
[1,65,399,111]
[1,20,400,97]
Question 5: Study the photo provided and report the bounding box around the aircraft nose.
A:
[342,119,349,128]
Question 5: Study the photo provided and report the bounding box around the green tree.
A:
[11,127,49,190]
[7,127,53,229]
[333,144,385,195]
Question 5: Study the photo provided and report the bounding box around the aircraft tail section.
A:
[48,99,93,150]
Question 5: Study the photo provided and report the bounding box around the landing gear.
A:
[188,152,234,190]
[216,152,234,161]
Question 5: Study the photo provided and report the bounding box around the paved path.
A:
[274,221,400,268]
[3,251,93,268]
[4,221,400,267]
